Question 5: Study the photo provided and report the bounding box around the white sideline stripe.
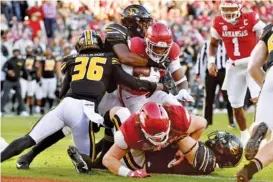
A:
[170,175,271,182]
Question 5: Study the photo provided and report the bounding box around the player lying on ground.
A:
[208,0,265,146]
[0,30,165,165]
[100,102,242,177]
[236,23,273,182]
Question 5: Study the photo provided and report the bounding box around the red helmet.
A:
[139,102,170,146]
[220,0,242,23]
[145,22,173,63]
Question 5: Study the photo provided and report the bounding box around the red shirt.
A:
[212,12,260,60]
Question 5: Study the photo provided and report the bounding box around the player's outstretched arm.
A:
[103,143,128,176]
[208,36,220,77]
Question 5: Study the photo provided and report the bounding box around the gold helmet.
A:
[75,30,103,53]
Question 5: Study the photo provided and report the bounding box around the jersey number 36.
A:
[72,56,106,81]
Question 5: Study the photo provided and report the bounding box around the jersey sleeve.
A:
[165,105,191,133]
[105,24,128,48]
[259,23,273,47]
[128,37,146,56]
[210,17,221,40]
[168,42,181,61]
[251,12,265,33]
[114,130,128,150]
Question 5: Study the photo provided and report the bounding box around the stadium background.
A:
[1,0,273,182]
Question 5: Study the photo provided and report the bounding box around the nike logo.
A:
[239,26,245,29]
[16,163,23,168]
[219,22,224,25]
[126,96,132,99]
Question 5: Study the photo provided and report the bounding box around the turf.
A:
[1,113,273,182]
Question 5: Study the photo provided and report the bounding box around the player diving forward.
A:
[208,0,265,146]
[101,102,243,177]
[0,30,165,164]
[236,23,273,182]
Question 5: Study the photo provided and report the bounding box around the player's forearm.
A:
[113,65,157,92]
[249,67,265,87]
[209,38,220,58]
[172,68,188,90]
[118,52,148,67]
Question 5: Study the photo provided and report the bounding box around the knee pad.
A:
[193,142,216,174]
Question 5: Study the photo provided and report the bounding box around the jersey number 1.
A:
[72,57,106,81]
[232,37,241,56]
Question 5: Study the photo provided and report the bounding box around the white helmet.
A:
[220,0,242,24]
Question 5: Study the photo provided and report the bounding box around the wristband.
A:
[208,56,216,64]
[118,166,131,177]
[174,76,187,86]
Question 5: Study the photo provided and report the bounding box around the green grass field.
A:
[1,113,273,182]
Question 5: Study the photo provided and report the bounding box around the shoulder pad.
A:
[105,23,128,46]
[61,55,76,74]
[168,42,181,60]
[246,11,259,25]
[128,37,145,55]
[212,15,222,28]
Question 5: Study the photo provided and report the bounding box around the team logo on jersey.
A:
[222,30,248,37]
[126,8,139,16]
[222,25,228,31]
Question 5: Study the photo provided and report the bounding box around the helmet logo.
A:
[229,140,239,155]
[127,8,139,16]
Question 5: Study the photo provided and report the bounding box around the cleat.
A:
[245,122,268,160]
[236,166,251,182]
[228,123,237,129]
[16,155,31,170]
[67,146,89,174]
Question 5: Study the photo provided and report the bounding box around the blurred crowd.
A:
[1,0,273,115]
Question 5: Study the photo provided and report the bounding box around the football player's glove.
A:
[128,169,150,178]
[175,89,195,103]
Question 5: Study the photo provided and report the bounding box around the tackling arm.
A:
[113,44,149,67]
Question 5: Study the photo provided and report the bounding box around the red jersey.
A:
[212,12,260,60]
[118,105,191,151]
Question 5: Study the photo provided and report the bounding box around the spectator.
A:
[13,32,33,55]
[27,13,42,39]
[1,1,13,25]
[42,1,57,38]
[1,49,27,116]
[27,1,43,21]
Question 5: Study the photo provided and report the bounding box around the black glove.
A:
[147,58,170,69]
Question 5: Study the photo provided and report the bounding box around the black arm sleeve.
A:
[260,23,273,45]
[112,64,157,92]
[2,61,9,73]
[59,68,71,99]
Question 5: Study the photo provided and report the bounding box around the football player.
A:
[208,0,266,146]
[102,103,241,177]
[1,30,164,165]
[236,23,273,182]
[38,47,62,114]
[20,45,40,115]
[120,22,193,113]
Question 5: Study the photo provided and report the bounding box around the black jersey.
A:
[40,56,57,78]
[104,23,132,53]
[22,54,38,80]
[260,23,273,68]
[60,52,157,107]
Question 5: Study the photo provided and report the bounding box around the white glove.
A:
[175,89,195,103]
[140,67,160,83]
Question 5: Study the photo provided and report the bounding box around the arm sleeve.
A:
[59,67,71,99]
[112,64,157,92]
[259,23,273,46]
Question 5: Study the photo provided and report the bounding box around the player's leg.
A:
[20,78,27,104]
[26,80,36,115]
[1,102,65,162]
[16,127,70,169]
[34,81,43,114]
[148,90,180,106]
[245,68,273,160]
[48,77,57,109]
[40,78,48,114]
[225,64,249,146]
[236,139,273,182]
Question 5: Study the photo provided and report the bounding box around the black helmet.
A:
[75,30,103,53]
[205,131,243,168]
[121,4,153,38]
